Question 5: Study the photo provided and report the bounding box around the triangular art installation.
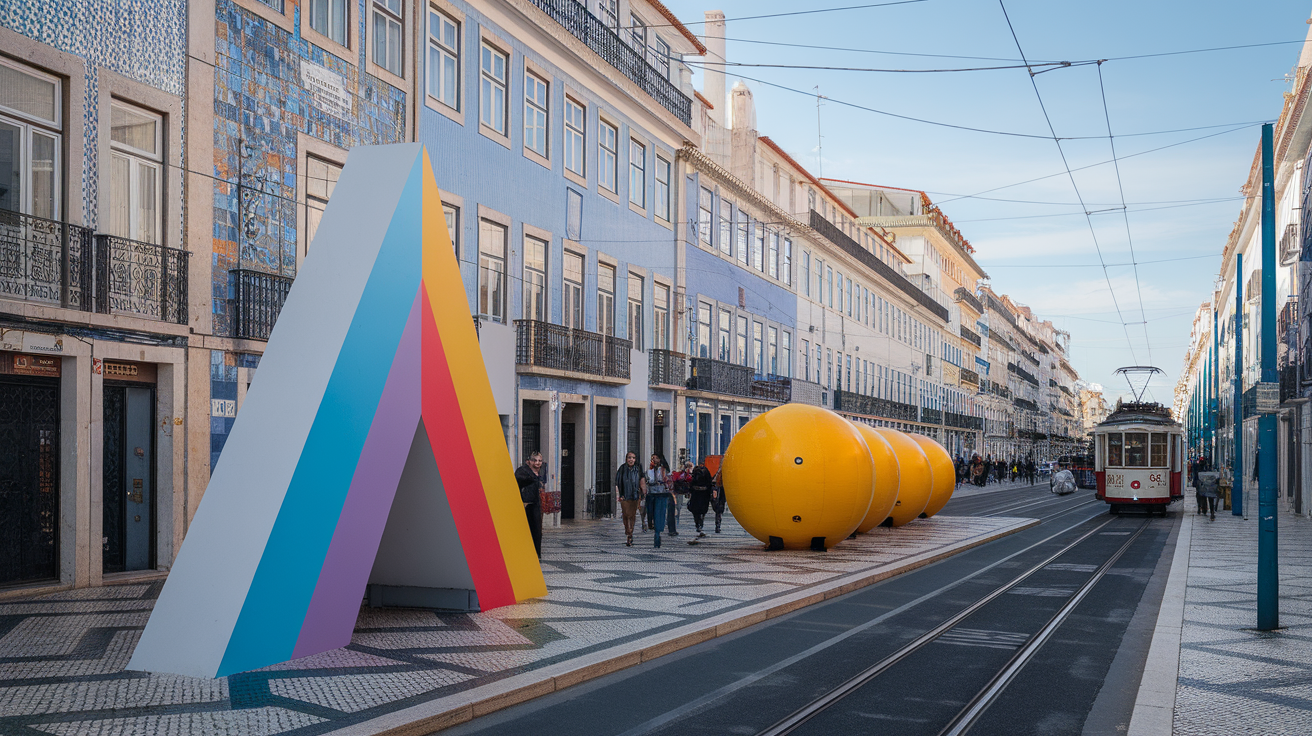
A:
[128,145,546,679]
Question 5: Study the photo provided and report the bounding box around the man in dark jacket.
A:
[614,452,644,547]
[515,451,545,558]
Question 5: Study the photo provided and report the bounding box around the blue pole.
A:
[1213,304,1220,461]
[1258,123,1279,631]
[1234,251,1244,517]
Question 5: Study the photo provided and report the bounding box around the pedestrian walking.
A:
[645,454,673,548]
[711,467,727,533]
[1197,469,1221,520]
[614,452,645,547]
[971,454,986,487]
[514,451,545,558]
[686,463,714,540]
[1025,458,1036,486]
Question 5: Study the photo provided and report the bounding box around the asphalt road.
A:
[438,485,1181,736]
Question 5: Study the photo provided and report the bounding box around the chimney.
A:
[1299,14,1312,69]
[702,11,726,126]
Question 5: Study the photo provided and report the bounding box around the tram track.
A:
[754,514,1145,736]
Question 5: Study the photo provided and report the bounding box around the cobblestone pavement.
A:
[0,512,1025,735]
[1174,500,1312,736]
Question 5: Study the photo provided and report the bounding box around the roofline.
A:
[694,90,714,110]
[819,178,924,195]
[757,136,912,264]
[645,0,708,54]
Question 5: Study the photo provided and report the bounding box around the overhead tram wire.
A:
[1097,61,1153,365]
[954,197,1245,223]
[995,0,1138,364]
[621,0,928,31]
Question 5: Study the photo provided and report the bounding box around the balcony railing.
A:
[95,235,188,324]
[959,324,982,347]
[954,286,983,315]
[515,319,631,380]
[231,269,294,340]
[990,382,1012,399]
[920,407,942,425]
[790,378,824,406]
[0,209,94,310]
[832,389,918,422]
[1008,362,1040,387]
[945,411,984,430]
[649,348,687,386]
[753,375,792,403]
[685,357,789,404]
[526,0,691,125]
[1014,397,1039,412]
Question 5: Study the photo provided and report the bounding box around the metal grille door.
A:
[0,377,60,585]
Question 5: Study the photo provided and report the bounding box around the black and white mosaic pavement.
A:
[0,512,1022,735]
[1174,503,1312,736]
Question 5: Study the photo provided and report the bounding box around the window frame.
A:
[369,0,404,80]
[627,271,644,350]
[304,0,354,56]
[597,261,617,336]
[477,218,508,323]
[303,153,342,254]
[564,97,585,180]
[598,118,619,194]
[0,58,63,221]
[478,40,509,140]
[426,9,461,117]
[523,69,550,161]
[653,281,670,349]
[522,233,548,322]
[107,100,165,245]
[654,155,671,222]
[628,137,646,209]
[563,249,585,330]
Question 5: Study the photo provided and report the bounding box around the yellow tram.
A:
[1092,400,1184,515]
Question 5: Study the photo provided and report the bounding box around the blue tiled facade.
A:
[0,0,186,227]
[207,0,407,464]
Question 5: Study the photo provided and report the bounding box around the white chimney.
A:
[702,11,726,127]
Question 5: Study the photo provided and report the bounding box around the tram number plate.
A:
[1256,382,1279,414]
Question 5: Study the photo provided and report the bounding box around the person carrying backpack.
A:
[686,463,715,540]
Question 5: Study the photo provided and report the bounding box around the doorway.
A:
[595,406,613,517]
[697,412,712,463]
[102,384,155,573]
[560,422,575,519]
[0,375,60,586]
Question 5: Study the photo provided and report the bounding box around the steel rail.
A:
[756,512,1128,736]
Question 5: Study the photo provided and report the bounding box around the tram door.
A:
[103,385,154,573]
[0,375,60,586]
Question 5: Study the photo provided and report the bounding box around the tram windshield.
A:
[1101,431,1170,468]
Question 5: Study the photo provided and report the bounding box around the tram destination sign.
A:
[1256,381,1279,414]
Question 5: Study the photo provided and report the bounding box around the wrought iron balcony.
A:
[0,208,94,310]
[945,411,984,430]
[649,348,687,387]
[1013,397,1039,412]
[752,374,791,403]
[959,324,982,347]
[790,378,825,407]
[687,357,752,398]
[231,269,294,340]
[832,389,918,422]
[95,235,188,324]
[525,0,691,125]
[990,382,1012,399]
[920,407,942,425]
[1007,362,1040,387]
[515,319,631,380]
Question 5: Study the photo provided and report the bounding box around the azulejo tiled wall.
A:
[209,0,407,466]
[211,0,407,337]
[0,0,186,228]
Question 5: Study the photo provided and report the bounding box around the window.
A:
[304,156,342,251]
[782,332,791,378]
[836,273,844,313]
[599,120,618,192]
[108,102,163,244]
[0,59,62,219]
[752,322,764,375]
[628,272,644,350]
[846,355,852,391]
[826,349,833,389]
[372,0,403,76]
[697,302,712,357]
[736,316,748,366]
[523,235,546,321]
[598,262,616,336]
[442,202,459,255]
[255,0,284,10]
[697,186,713,245]
[768,230,778,278]
[479,43,508,134]
[736,215,748,264]
[654,156,670,221]
[801,252,810,296]
[768,326,778,375]
[1124,432,1149,466]
[478,220,507,322]
[654,282,670,349]
[802,339,811,381]
[783,238,793,286]
[564,98,584,175]
[427,11,459,110]
[846,279,853,317]
[826,266,833,308]
[598,0,618,29]
[629,13,647,51]
[753,224,765,272]
[1150,432,1168,467]
[718,199,732,255]
[310,0,348,45]
[563,251,584,329]
[629,139,645,207]
[718,309,731,361]
[1107,433,1123,466]
[653,37,671,79]
[524,72,548,157]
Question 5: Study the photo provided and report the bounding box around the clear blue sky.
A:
[662,0,1310,404]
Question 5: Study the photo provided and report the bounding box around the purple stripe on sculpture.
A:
[292,292,423,659]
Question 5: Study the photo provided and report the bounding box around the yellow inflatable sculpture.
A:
[910,434,955,518]
[721,404,874,550]
[875,428,932,526]
[852,422,900,532]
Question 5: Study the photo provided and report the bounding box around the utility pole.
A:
[1258,122,1279,631]
[1234,251,1244,518]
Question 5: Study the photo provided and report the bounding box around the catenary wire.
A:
[996,0,1139,364]
[952,197,1245,223]
[621,0,929,31]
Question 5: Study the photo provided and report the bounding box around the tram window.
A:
[1151,433,1168,467]
[1124,432,1148,467]
[1107,433,1123,466]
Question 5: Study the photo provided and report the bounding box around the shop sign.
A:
[104,362,139,378]
[654,409,667,426]
[12,354,60,377]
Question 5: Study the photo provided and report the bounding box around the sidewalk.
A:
[0,511,1034,736]
[1130,498,1312,735]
